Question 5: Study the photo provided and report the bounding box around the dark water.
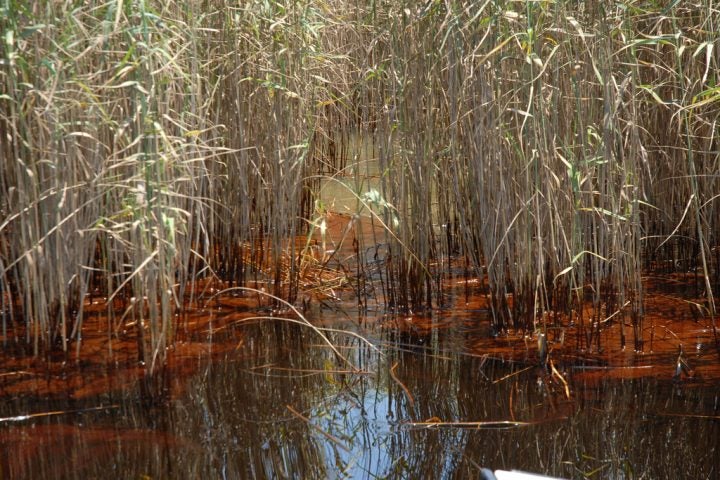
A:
[1,305,718,479]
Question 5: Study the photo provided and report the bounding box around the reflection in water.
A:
[0,313,718,479]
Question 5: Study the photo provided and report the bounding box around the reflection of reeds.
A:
[1,1,718,360]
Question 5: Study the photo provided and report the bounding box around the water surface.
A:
[1,289,718,479]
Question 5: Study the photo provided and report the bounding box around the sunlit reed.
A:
[1,1,717,362]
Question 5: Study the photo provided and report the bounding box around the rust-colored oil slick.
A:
[4,212,716,400]
[0,212,717,480]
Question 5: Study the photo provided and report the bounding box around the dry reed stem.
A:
[1,0,718,361]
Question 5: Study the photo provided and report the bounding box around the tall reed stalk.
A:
[1,0,718,361]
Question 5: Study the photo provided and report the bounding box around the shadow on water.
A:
[0,305,718,479]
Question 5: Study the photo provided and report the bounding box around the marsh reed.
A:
[1,1,718,361]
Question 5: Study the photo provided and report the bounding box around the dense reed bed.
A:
[1,1,718,361]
